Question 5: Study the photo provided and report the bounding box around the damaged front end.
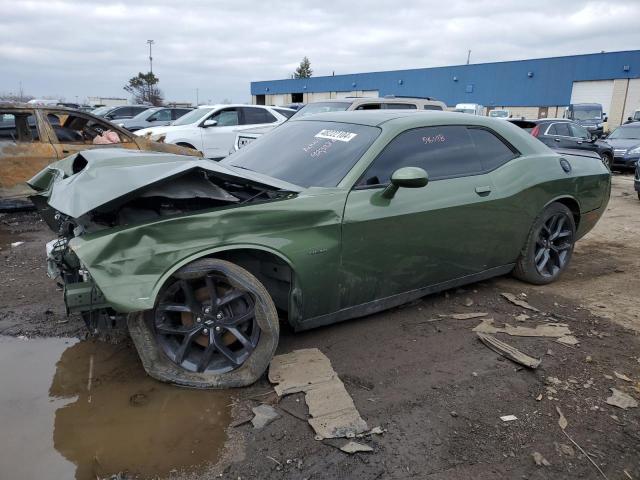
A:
[31,148,301,334]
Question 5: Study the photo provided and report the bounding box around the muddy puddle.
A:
[0,336,232,480]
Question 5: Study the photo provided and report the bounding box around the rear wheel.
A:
[513,203,576,285]
[128,258,279,388]
[600,152,612,170]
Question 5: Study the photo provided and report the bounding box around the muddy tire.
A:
[513,202,576,285]
[128,258,279,388]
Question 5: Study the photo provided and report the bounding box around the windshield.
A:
[172,108,214,126]
[91,106,112,116]
[608,126,640,140]
[223,120,380,187]
[455,109,475,114]
[290,102,352,120]
[131,108,158,120]
[572,107,602,121]
[490,110,508,118]
[634,111,640,121]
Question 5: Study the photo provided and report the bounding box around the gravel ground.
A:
[0,173,638,480]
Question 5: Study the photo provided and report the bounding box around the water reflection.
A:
[0,336,231,480]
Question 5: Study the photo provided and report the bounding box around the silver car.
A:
[116,107,193,132]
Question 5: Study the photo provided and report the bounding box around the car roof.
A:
[290,110,489,127]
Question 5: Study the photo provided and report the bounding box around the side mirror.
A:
[202,119,217,128]
[381,167,428,199]
[628,117,633,121]
[603,116,608,122]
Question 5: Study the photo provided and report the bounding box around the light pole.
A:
[147,39,155,74]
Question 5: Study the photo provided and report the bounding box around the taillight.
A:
[531,125,540,137]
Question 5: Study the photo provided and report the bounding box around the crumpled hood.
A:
[27,148,302,219]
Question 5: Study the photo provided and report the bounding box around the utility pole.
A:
[466,49,471,65]
[196,88,199,106]
[147,39,155,74]
[18,81,23,102]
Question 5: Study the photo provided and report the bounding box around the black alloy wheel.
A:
[154,272,260,374]
[533,212,574,278]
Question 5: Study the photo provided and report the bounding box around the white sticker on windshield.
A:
[315,129,357,142]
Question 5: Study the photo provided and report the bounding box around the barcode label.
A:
[315,129,357,142]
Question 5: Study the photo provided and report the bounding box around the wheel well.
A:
[208,249,293,314]
[554,197,581,228]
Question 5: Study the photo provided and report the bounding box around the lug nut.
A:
[203,328,209,334]
[216,312,223,320]
[204,307,211,314]
[196,317,202,323]
[215,326,222,332]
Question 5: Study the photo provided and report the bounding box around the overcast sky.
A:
[1,0,638,104]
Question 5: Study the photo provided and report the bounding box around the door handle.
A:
[62,150,70,153]
[554,138,561,142]
[475,185,492,195]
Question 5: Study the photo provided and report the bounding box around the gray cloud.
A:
[0,0,638,104]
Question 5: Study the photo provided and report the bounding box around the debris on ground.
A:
[464,298,474,307]
[501,292,539,312]
[450,312,488,320]
[613,371,633,382]
[251,404,281,429]
[514,313,530,322]
[477,332,541,369]
[473,318,572,338]
[532,451,550,466]
[605,388,638,410]
[340,441,373,454]
[500,414,518,422]
[269,348,368,439]
[556,335,580,346]
[10,241,24,248]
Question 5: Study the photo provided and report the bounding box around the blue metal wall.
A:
[251,50,640,107]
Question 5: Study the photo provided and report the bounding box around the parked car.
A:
[93,105,150,121]
[0,104,200,206]
[116,107,193,132]
[624,109,640,124]
[454,103,485,115]
[603,123,640,170]
[489,109,511,119]
[135,105,293,159]
[232,97,447,151]
[508,118,614,168]
[30,111,610,388]
[564,103,607,138]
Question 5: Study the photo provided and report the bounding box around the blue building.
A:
[251,50,640,127]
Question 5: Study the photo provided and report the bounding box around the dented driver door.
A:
[0,108,59,200]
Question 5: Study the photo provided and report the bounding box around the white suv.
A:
[135,104,293,159]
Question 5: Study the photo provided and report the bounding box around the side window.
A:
[569,123,589,139]
[360,126,482,186]
[424,105,443,111]
[546,124,557,135]
[172,109,191,120]
[148,109,172,121]
[274,108,295,119]
[0,112,39,142]
[467,128,518,171]
[241,107,277,125]
[211,108,239,127]
[355,103,382,110]
[384,103,417,110]
[554,123,571,137]
[46,112,126,144]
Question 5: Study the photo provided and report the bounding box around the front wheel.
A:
[600,152,612,170]
[128,258,279,388]
[513,203,576,285]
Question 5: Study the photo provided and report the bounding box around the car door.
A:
[568,123,598,154]
[544,122,577,149]
[200,107,241,159]
[0,109,58,199]
[340,125,518,308]
[44,110,138,158]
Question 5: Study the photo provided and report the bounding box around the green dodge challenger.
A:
[30,111,611,388]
